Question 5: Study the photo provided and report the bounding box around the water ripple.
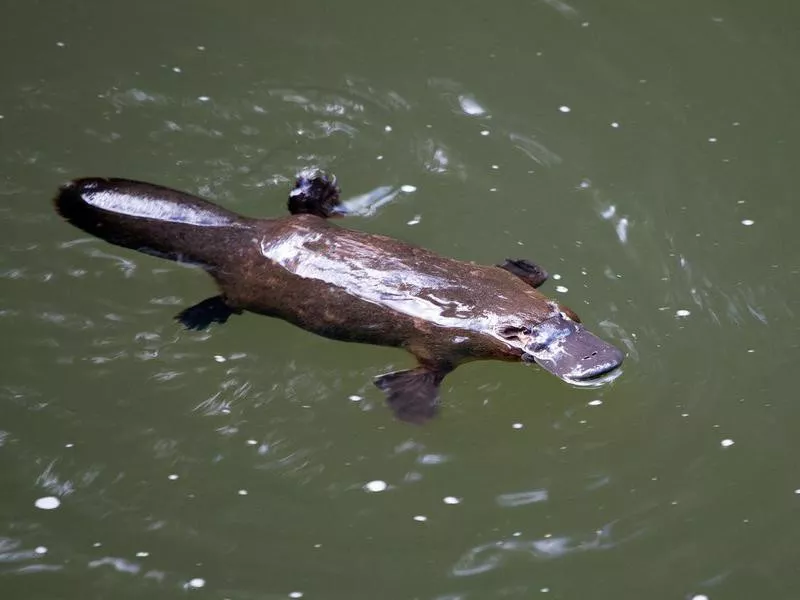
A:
[452,527,616,577]
[495,489,549,507]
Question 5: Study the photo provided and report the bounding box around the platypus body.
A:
[54,175,624,422]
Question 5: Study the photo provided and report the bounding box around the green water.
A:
[2,0,799,598]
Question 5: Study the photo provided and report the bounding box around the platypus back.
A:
[54,178,249,268]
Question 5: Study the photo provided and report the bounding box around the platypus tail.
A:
[54,177,246,268]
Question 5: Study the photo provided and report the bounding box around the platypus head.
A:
[506,313,624,385]
[288,170,344,218]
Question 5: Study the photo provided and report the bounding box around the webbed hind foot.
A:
[497,258,549,288]
[175,295,239,330]
[288,171,345,218]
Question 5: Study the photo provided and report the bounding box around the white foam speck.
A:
[34,496,60,510]
[721,439,735,447]
[459,96,486,115]
[364,480,388,493]
[34,546,48,555]
[512,423,524,430]
[197,45,206,51]
[56,41,65,47]
[214,355,226,362]
[187,578,205,588]
[741,219,754,226]
[541,588,550,593]
[413,515,427,522]
[443,496,461,505]
[708,137,717,143]
[600,206,616,220]
[246,439,258,445]
[168,474,179,480]
[491,164,499,170]
[559,105,571,113]
[136,551,149,557]
[555,285,568,293]
[172,67,182,73]
[197,96,210,102]
[794,489,800,494]
[289,593,304,599]
[675,309,691,317]
[376,155,383,160]
[384,125,393,132]
[611,122,620,128]
[65,443,74,448]
[348,395,362,402]
[238,489,248,496]
[401,185,417,193]
[588,399,603,406]
[691,595,709,600]
[616,217,629,243]
[93,542,102,547]
[480,130,490,136]
[552,274,561,280]
[407,215,421,226]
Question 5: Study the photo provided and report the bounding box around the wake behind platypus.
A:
[54,174,624,423]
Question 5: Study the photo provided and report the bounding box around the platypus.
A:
[53,174,624,423]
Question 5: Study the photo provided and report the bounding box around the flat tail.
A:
[54,177,245,266]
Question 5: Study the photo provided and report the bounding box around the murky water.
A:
[2,0,799,598]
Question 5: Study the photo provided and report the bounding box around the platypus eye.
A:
[497,325,530,340]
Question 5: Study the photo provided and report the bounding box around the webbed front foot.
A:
[374,364,452,424]
[497,258,549,288]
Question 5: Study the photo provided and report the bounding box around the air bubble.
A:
[364,480,388,493]
[34,496,60,510]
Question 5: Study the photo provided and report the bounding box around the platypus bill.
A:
[54,174,624,423]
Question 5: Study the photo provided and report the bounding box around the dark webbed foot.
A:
[175,295,238,330]
[498,258,549,288]
[288,171,344,218]
[374,365,452,424]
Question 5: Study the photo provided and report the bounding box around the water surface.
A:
[2,1,799,599]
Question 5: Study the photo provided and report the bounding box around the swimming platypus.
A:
[54,174,624,423]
